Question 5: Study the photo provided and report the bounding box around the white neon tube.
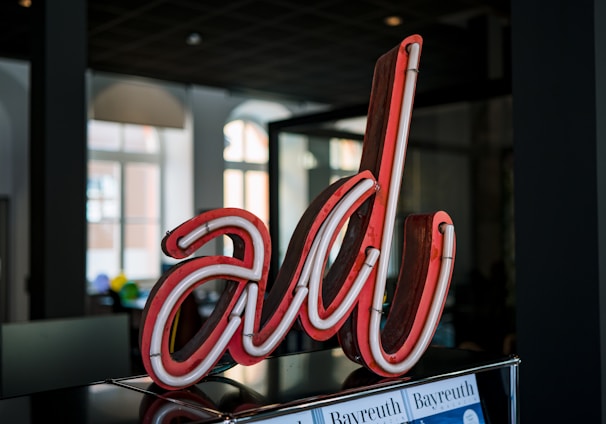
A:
[369,42,421,355]
[309,247,379,330]
[307,178,378,330]
[151,213,268,387]
[243,177,376,353]
[242,282,309,357]
[366,42,453,373]
[369,224,454,374]
[150,264,251,387]
[177,215,266,277]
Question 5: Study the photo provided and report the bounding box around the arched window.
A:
[87,77,192,289]
[87,121,162,283]
[222,100,290,258]
[222,100,291,224]
[87,119,191,286]
[223,119,269,226]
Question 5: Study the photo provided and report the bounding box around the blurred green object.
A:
[119,280,140,301]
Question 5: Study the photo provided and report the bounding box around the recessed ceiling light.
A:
[384,15,403,27]
[186,32,202,46]
[19,0,32,7]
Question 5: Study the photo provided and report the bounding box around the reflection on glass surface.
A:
[106,347,518,424]
[222,349,363,405]
[0,347,518,423]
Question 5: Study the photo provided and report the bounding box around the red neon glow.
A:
[139,34,456,390]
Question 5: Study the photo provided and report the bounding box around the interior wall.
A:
[511,0,605,420]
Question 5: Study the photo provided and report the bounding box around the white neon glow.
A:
[151,215,266,387]
[371,42,421,323]
[370,224,454,374]
[305,178,379,329]
[307,247,379,330]
[150,402,211,424]
[177,215,266,277]
[368,43,420,371]
[242,282,309,356]
[366,42,456,373]
[150,265,250,387]
[243,177,377,354]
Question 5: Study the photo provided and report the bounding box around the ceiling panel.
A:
[0,0,511,106]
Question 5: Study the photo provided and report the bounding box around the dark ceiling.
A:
[0,0,511,107]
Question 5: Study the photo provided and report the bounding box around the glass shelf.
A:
[18,346,517,424]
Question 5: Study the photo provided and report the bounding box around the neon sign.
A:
[140,34,456,390]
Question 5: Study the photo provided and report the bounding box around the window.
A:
[223,119,269,225]
[87,120,161,284]
[276,124,364,266]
